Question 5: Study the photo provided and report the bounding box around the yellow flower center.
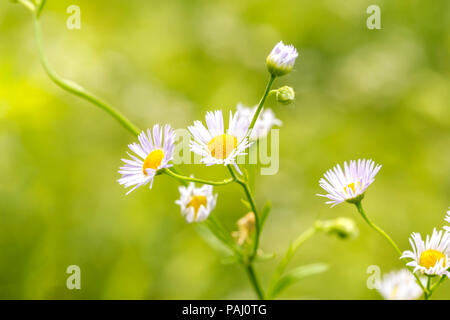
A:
[207,134,237,160]
[142,149,164,175]
[347,182,356,193]
[419,249,446,269]
[187,195,207,219]
[344,182,362,195]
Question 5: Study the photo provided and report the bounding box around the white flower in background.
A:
[378,269,424,300]
[401,228,450,277]
[175,183,217,223]
[317,159,382,207]
[444,208,450,232]
[235,103,282,141]
[189,110,252,170]
[266,41,298,77]
[118,124,175,194]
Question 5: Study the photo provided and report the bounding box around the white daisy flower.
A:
[235,103,282,141]
[378,269,424,300]
[175,182,217,223]
[401,228,450,277]
[118,124,175,194]
[317,159,382,207]
[188,110,252,170]
[444,208,450,232]
[266,41,298,77]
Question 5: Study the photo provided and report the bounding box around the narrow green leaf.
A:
[269,263,329,299]
[254,250,276,263]
[259,200,272,229]
[195,223,234,256]
[207,216,242,255]
[240,198,252,211]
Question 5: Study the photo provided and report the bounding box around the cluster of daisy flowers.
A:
[16,0,447,299]
[118,41,296,223]
[117,105,283,222]
[317,159,450,299]
[117,38,450,298]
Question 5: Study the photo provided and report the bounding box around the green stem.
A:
[430,275,447,292]
[17,0,36,12]
[427,275,447,299]
[36,0,46,17]
[242,182,260,259]
[424,277,431,300]
[227,166,260,259]
[292,226,318,255]
[226,165,265,299]
[246,74,276,139]
[353,201,428,295]
[268,226,317,295]
[354,201,401,255]
[32,16,141,136]
[204,216,242,257]
[163,168,235,186]
[245,264,264,300]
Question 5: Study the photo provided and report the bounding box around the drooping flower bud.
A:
[266,41,298,77]
[275,86,295,105]
[317,217,359,239]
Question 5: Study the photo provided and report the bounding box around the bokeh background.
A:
[1,0,449,299]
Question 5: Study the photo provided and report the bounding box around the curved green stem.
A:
[163,168,235,186]
[32,16,140,136]
[227,166,260,259]
[353,201,428,295]
[354,201,401,255]
[246,74,276,139]
[242,182,260,258]
[245,264,264,300]
[430,275,447,292]
[426,275,447,299]
[226,165,265,299]
[424,277,431,300]
[230,73,276,300]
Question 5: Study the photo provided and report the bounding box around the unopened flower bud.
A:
[275,86,295,105]
[266,41,298,77]
[317,217,359,239]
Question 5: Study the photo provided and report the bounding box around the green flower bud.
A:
[275,86,295,105]
[317,217,359,240]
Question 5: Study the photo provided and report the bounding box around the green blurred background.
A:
[0,0,449,299]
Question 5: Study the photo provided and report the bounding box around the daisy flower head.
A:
[445,208,450,232]
[118,124,175,194]
[188,110,252,170]
[317,159,382,207]
[378,269,424,300]
[175,182,217,223]
[266,41,298,77]
[235,103,282,141]
[401,228,450,277]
